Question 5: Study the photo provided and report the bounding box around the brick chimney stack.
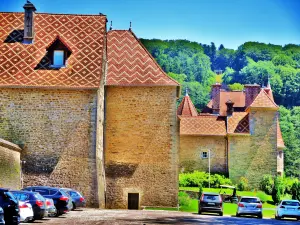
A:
[23,1,36,44]
[244,84,261,107]
[212,83,221,114]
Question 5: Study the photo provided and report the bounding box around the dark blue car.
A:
[0,188,20,225]
[62,188,86,210]
[11,190,46,220]
[22,186,69,216]
[0,207,5,225]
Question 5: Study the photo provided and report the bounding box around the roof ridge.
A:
[0,12,106,16]
[249,89,278,108]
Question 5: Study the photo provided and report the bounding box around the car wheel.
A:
[198,209,202,214]
[219,212,223,216]
[72,202,76,211]
[258,214,263,219]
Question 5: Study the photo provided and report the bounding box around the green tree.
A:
[228,83,244,91]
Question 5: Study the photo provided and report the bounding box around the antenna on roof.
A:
[185,87,189,96]
[109,21,112,31]
[129,21,132,31]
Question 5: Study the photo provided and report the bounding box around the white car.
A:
[275,199,300,220]
[19,201,34,222]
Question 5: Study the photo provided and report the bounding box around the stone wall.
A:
[229,110,278,187]
[179,136,227,173]
[105,86,179,209]
[0,139,22,189]
[0,88,103,206]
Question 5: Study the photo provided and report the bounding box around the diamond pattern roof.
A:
[179,115,226,136]
[227,112,250,134]
[249,89,279,109]
[0,12,106,88]
[106,30,179,86]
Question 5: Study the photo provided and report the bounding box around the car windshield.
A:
[12,192,29,201]
[240,198,260,203]
[34,193,45,201]
[203,194,220,201]
[5,192,18,203]
[282,201,300,206]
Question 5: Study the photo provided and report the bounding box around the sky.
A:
[1,0,300,49]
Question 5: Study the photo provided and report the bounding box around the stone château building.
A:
[178,82,285,187]
[0,2,179,209]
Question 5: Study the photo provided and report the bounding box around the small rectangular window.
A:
[53,50,64,67]
[201,151,208,159]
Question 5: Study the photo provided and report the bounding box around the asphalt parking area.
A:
[24,208,300,225]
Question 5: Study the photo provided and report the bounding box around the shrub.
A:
[291,181,300,201]
[179,171,232,188]
[256,191,268,203]
[260,175,274,195]
[272,176,283,204]
[178,191,191,207]
[283,177,298,195]
[237,177,249,191]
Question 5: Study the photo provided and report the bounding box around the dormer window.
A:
[45,36,72,69]
[53,50,64,67]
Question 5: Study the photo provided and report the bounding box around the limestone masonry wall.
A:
[0,88,102,206]
[0,139,22,189]
[105,86,179,209]
[179,136,227,174]
[229,110,278,187]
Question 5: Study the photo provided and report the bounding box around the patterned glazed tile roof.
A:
[0,12,106,88]
[277,119,285,149]
[177,94,198,117]
[227,112,250,134]
[206,91,245,116]
[179,115,226,136]
[248,89,279,109]
[106,30,179,86]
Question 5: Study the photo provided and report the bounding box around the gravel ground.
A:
[24,208,299,225]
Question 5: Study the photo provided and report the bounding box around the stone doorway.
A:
[128,193,139,210]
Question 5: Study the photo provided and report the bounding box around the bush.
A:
[291,181,300,201]
[283,177,298,195]
[178,191,191,207]
[272,176,284,204]
[256,191,268,203]
[260,175,274,195]
[237,177,249,191]
[179,171,232,188]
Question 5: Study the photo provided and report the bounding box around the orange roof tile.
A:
[277,119,285,149]
[248,89,279,110]
[0,12,106,88]
[227,112,250,134]
[179,115,226,136]
[106,30,179,86]
[177,94,198,117]
[205,91,245,116]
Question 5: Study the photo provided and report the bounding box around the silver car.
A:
[236,196,263,218]
[275,200,300,220]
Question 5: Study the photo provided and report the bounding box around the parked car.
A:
[0,207,5,225]
[236,196,263,218]
[11,190,46,220]
[22,186,70,216]
[198,192,223,216]
[45,198,57,217]
[0,188,20,225]
[19,201,34,223]
[275,200,300,220]
[62,188,86,210]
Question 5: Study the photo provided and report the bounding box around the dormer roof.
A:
[177,94,198,117]
[106,30,179,86]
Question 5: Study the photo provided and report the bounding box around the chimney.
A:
[226,100,234,117]
[212,83,221,114]
[244,84,261,107]
[23,1,36,44]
